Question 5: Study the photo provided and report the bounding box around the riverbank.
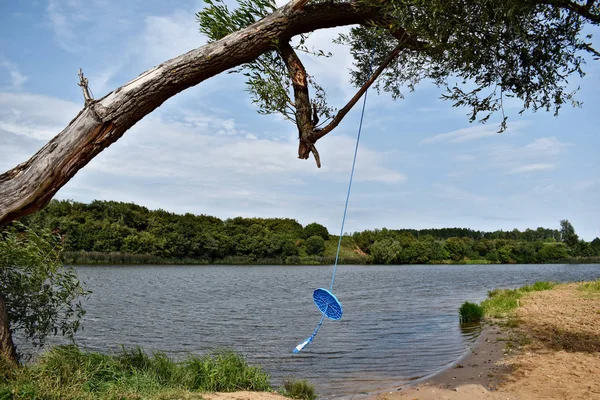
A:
[374,279,600,399]
[61,250,600,265]
[0,348,313,400]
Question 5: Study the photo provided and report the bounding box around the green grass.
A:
[480,281,557,318]
[323,237,367,264]
[459,301,484,323]
[279,378,316,400]
[1,346,274,400]
[578,279,600,294]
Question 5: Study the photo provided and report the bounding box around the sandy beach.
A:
[373,282,600,400]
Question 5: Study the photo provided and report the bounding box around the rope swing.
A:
[293,49,376,354]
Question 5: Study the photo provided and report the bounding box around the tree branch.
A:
[0,1,387,226]
[78,69,94,107]
[278,41,319,165]
[310,28,429,143]
[311,43,405,142]
[291,0,311,10]
[539,0,600,24]
[276,27,427,167]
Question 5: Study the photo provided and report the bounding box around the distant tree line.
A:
[16,200,600,265]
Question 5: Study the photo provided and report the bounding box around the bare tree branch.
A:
[277,41,319,165]
[77,69,94,107]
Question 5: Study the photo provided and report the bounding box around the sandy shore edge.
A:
[369,282,600,400]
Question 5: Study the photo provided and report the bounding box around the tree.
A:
[591,237,600,256]
[0,223,90,363]
[537,242,570,262]
[559,219,580,248]
[370,239,402,264]
[444,237,468,261]
[0,0,599,226]
[305,235,326,256]
[302,223,330,241]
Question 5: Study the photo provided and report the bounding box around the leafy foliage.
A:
[340,0,596,130]
[0,223,90,357]
[197,0,335,123]
[560,219,580,248]
[198,0,598,133]
[304,236,326,256]
[302,223,329,241]
[18,200,600,265]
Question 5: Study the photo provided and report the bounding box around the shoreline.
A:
[68,261,600,266]
[366,281,600,400]
[350,322,510,400]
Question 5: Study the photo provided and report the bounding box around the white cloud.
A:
[0,92,81,140]
[507,163,556,174]
[0,90,404,226]
[85,109,404,185]
[46,0,88,52]
[487,135,570,175]
[421,124,505,144]
[85,7,207,97]
[136,11,205,67]
[432,183,486,203]
[0,60,28,90]
[525,137,571,156]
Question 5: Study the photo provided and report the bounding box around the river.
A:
[21,263,600,398]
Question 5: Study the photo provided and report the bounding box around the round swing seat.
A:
[313,288,343,320]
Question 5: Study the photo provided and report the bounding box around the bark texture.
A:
[0,293,17,364]
[0,1,381,226]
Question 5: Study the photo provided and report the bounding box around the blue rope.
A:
[293,309,326,354]
[293,49,376,354]
[330,49,375,291]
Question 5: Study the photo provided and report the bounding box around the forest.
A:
[15,200,600,265]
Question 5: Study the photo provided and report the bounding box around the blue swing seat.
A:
[313,288,343,320]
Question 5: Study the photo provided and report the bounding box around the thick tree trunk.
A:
[0,293,18,364]
[0,1,380,227]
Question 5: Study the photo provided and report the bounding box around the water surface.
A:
[24,264,600,397]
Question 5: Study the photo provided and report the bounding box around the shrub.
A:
[0,223,90,362]
[305,236,325,256]
[0,346,272,399]
[459,301,484,323]
[281,378,316,400]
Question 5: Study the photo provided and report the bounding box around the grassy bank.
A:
[481,281,557,318]
[459,281,558,322]
[459,278,600,323]
[0,346,315,400]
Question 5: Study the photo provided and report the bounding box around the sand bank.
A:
[373,282,600,400]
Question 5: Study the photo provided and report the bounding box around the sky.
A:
[0,0,599,240]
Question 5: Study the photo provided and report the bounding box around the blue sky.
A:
[1,0,599,240]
